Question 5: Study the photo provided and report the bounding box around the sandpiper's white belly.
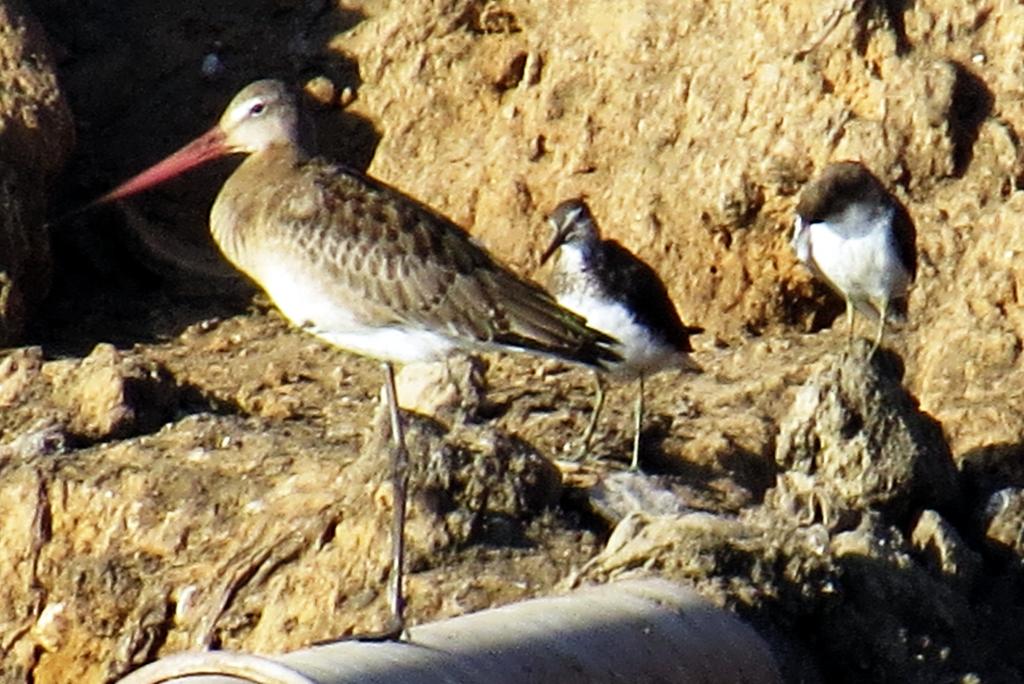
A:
[246,252,459,364]
[807,215,910,305]
[556,291,681,378]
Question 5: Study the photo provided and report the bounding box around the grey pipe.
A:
[117,579,782,684]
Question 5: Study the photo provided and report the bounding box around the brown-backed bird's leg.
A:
[381,361,408,639]
[321,362,408,644]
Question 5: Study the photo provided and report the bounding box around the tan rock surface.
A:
[773,343,958,523]
[0,0,73,344]
[8,0,1024,681]
[45,343,179,440]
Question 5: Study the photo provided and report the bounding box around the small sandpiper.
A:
[791,160,916,354]
[540,198,702,471]
[92,80,621,639]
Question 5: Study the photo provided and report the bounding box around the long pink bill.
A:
[93,126,230,206]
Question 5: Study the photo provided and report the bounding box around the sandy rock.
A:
[45,343,179,441]
[586,471,697,524]
[0,401,570,678]
[394,355,489,423]
[910,508,983,591]
[0,346,44,407]
[824,514,982,683]
[234,359,310,420]
[771,342,958,524]
[0,345,179,451]
[571,509,842,670]
[361,403,562,549]
[0,1,71,180]
[0,417,68,464]
[980,487,1024,561]
[959,440,1024,498]
[303,74,337,108]
[0,1,73,343]
[574,503,1009,682]
[571,511,742,579]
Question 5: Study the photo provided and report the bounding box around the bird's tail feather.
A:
[491,281,622,369]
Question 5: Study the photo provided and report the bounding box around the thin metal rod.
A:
[382,361,407,637]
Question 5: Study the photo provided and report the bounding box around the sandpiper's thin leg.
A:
[871,299,888,355]
[630,374,645,472]
[579,371,605,458]
[381,361,408,638]
[845,299,856,350]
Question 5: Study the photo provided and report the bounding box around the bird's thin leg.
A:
[579,371,605,459]
[871,299,888,356]
[381,361,408,638]
[845,298,855,351]
[630,374,645,472]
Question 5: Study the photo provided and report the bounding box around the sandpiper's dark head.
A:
[795,161,888,225]
[792,161,890,259]
[540,198,600,265]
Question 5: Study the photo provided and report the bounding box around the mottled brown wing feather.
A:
[261,156,620,367]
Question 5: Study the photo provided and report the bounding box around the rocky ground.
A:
[2,0,1024,682]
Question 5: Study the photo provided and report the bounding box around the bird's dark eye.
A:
[249,102,266,116]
